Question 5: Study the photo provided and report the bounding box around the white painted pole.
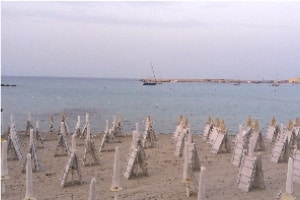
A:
[135,122,139,133]
[114,194,119,200]
[146,116,150,130]
[25,153,33,199]
[132,131,137,149]
[105,120,109,133]
[71,134,77,153]
[280,124,284,141]
[76,115,80,129]
[183,141,189,182]
[197,167,206,200]
[10,123,15,141]
[87,124,91,140]
[60,121,65,135]
[111,146,121,190]
[286,157,294,194]
[135,122,140,142]
[29,129,34,146]
[88,177,96,200]
[10,114,16,135]
[86,113,89,124]
[1,140,9,177]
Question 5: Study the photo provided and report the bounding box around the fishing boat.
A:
[272,80,280,87]
[142,63,157,86]
[142,80,157,85]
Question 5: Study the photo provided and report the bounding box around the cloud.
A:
[3,1,300,31]
[2,2,205,28]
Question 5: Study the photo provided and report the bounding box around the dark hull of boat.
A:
[142,82,157,86]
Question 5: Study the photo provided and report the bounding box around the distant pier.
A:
[140,78,295,84]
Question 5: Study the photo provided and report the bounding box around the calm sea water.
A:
[1,76,299,135]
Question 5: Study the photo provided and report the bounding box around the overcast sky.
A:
[2,1,300,80]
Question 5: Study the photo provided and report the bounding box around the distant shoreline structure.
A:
[1,83,17,87]
[2,75,300,84]
[140,78,300,84]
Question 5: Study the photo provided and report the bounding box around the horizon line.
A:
[2,74,297,82]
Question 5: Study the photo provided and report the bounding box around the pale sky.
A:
[1,1,300,80]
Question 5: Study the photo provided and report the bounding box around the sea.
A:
[1,76,299,135]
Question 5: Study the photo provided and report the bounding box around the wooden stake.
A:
[61,150,82,187]
[197,167,206,200]
[1,140,9,179]
[83,124,100,166]
[111,146,122,191]
[124,139,148,179]
[23,153,36,200]
[286,157,293,194]
[22,129,40,173]
[88,177,96,200]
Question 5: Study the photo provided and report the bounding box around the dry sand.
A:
[1,131,299,200]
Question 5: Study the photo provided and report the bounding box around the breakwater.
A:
[140,78,289,84]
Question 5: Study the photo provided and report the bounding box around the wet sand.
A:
[1,131,299,200]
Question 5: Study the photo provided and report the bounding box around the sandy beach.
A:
[1,130,299,200]
[2,1,300,199]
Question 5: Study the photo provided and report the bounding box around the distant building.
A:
[288,78,300,83]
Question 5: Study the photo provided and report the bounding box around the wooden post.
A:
[75,116,81,137]
[76,115,80,129]
[111,146,122,191]
[183,141,190,182]
[71,134,76,153]
[22,129,40,172]
[197,167,206,200]
[61,149,82,187]
[183,140,192,197]
[124,139,148,179]
[174,115,184,140]
[1,140,9,179]
[34,119,44,146]
[293,147,300,184]
[54,123,70,156]
[286,157,293,194]
[105,120,109,133]
[80,113,89,139]
[8,121,23,161]
[24,153,36,200]
[83,124,100,166]
[26,112,33,135]
[49,115,55,133]
[88,177,96,200]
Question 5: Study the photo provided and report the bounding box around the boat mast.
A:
[151,62,156,82]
